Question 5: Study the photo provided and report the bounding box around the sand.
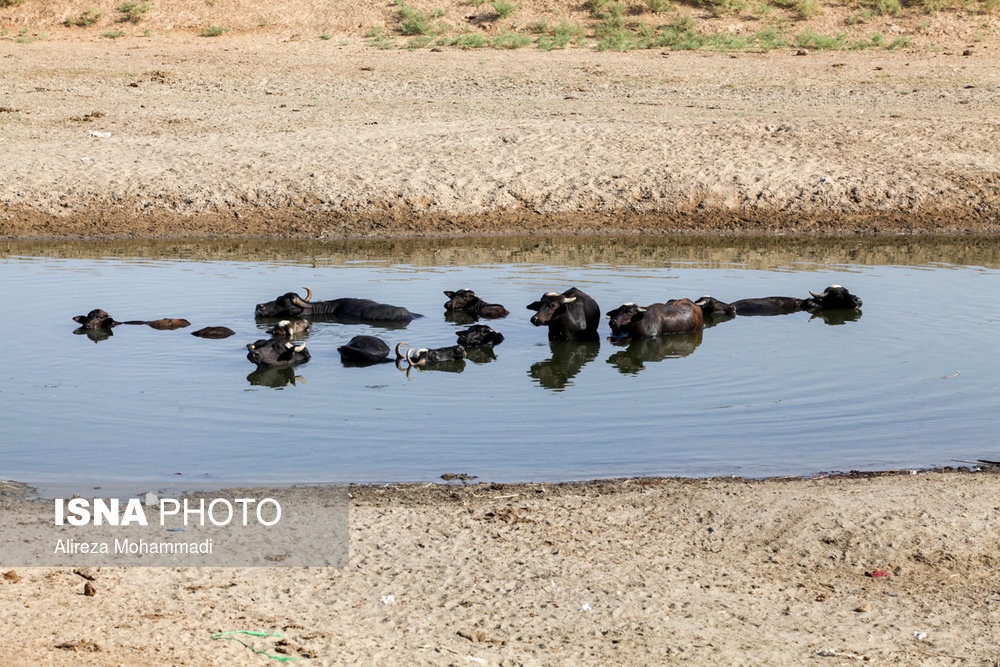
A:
[1,37,998,238]
[2,17,1000,666]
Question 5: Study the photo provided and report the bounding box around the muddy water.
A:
[2,235,997,487]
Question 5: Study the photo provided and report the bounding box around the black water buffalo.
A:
[338,335,392,366]
[443,289,510,319]
[191,326,236,339]
[395,342,467,366]
[246,338,310,368]
[266,319,310,337]
[73,310,188,334]
[527,287,601,342]
[802,285,863,311]
[456,324,505,348]
[693,296,737,319]
[255,287,421,323]
[695,285,862,317]
[73,309,120,331]
[606,299,704,339]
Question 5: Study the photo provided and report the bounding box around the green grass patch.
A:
[492,0,517,18]
[492,30,532,48]
[201,25,229,37]
[396,1,447,36]
[102,29,126,38]
[118,2,151,24]
[63,9,102,27]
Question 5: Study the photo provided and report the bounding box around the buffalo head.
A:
[255,287,313,319]
[443,289,480,311]
[395,341,466,367]
[605,303,644,338]
[805,285,863,310]
[527,291,577,326]
[456,324,504,348]
[694,296,737,318]
[246,338,310,368]
[266,319,311,337]
[73,309,119,331]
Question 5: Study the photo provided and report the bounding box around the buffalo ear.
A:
[527,301,541,311]
[444,291,456,298]
[73,315,86,324]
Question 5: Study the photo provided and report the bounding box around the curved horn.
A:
[407,348,428,366]
[809,290,826,299]
[561,296,577,304]
[395,341,409,360]
[293,344,306,353]
[302,287,313,302]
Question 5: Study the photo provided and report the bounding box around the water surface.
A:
[2,236,997,489]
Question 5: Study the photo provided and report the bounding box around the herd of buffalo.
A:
[72,284,862,376]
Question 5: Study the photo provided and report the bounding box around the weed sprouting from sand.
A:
[395,1,449,36]
[201,25,229,37]
[63,9,102,28]
[102,29,126,38]
[492,0,518,18]
[118,2,151,24]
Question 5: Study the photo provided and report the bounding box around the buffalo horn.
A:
[290,286,314,309]
[406,348,429,366]
[809,290,826,299]
[395,341,409,359]
[561,296,577,304]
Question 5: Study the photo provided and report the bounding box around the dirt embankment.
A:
[1,15,999,238]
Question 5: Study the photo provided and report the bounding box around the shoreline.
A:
[4,469,1000,664]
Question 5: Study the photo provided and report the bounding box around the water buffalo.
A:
[73,309,120,331]
[695,285,862,317]
[606,299,704,339]
[144,318,191,330]
[266,319,310,337]
[527,287,601,342]
[443,289,510,319]
[456,324,505,348]
[693,296,737,319]
[73,310,188,333]
[191,326,236,339]
[338,335,392,366]
[802,284,863,311]
[246,338,310,368]
[395,342,467,367]
[255,287,421,323]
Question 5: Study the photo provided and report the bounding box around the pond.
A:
[2,235,998,491]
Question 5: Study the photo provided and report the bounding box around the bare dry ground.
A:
[1,0,999,238]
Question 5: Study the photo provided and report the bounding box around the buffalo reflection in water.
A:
[606,331,703,375]
[247,366,306,388]
[528,340,601,392]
